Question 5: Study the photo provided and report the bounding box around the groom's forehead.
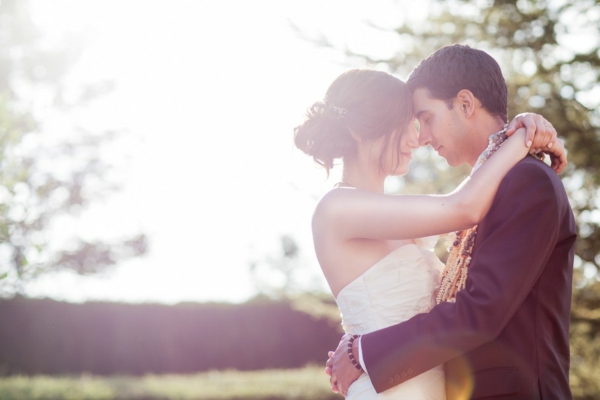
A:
[411,88,438,117]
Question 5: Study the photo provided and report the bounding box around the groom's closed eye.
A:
[414,111,430,127]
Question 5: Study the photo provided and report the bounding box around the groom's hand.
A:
[325,334,363,396]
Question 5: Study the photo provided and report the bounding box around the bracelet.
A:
[347,334,364,372]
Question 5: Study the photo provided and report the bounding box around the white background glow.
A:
[24,0,428,304]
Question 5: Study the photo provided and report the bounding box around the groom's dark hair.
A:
[407,44,508,123]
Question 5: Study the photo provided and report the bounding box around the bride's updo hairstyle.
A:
[294,69,413,174]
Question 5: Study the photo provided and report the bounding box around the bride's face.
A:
[381,118,419,176]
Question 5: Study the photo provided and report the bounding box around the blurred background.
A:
[0,0,598,399]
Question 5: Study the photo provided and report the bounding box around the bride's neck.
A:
[341,159,385,193]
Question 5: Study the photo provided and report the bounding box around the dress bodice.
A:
[335,237,447,399]
[336,237,444,335]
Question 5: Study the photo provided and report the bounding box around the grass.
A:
[0,366,340,400]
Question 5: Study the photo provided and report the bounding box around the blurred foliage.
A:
[0,297,340,375]
[249,235,342,323]
[293,0,600,397]
[249,235,303,298]
[0,367,338,400]
[0,0,147,295]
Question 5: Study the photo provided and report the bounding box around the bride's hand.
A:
[506,112,567,173]
[506,112,555,149]
[325,334,363,396]
[544,138,567,173]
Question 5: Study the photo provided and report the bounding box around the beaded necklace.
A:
[435,127,509,304]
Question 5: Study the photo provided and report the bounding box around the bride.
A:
[293,69,564,398]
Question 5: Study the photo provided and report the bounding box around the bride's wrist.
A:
[347,334,364,372]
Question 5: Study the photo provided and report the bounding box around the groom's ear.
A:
[455,89,477,119]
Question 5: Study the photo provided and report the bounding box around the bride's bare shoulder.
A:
[312,187,356,227]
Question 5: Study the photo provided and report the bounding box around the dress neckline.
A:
[334,243,422,300]
[334,181,355,188]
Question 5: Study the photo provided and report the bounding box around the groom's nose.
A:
[418,129,433,147]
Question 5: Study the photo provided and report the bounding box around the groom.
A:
[327,44,576,399]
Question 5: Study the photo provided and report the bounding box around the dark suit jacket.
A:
[361,156,577,399]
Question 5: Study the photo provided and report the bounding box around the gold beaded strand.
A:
[435,127,509,304]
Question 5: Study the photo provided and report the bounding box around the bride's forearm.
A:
[449,128,530,223]
[316,129,531,241]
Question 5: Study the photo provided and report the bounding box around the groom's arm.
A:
[360,159,568,393]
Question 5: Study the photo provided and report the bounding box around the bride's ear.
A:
[349,129,366,143]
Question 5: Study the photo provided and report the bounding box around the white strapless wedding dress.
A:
[336,237,446,399]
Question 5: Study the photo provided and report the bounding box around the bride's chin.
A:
[392,164,410,176]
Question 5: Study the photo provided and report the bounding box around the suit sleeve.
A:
[361,160,564,393]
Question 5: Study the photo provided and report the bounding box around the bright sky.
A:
[24,0,429,304]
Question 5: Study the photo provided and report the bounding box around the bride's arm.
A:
[314,128,562,241]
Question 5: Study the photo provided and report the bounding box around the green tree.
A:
[0,0,147,296]
[300,0,600,397]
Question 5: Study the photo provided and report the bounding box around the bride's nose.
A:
[407,124,420,149]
